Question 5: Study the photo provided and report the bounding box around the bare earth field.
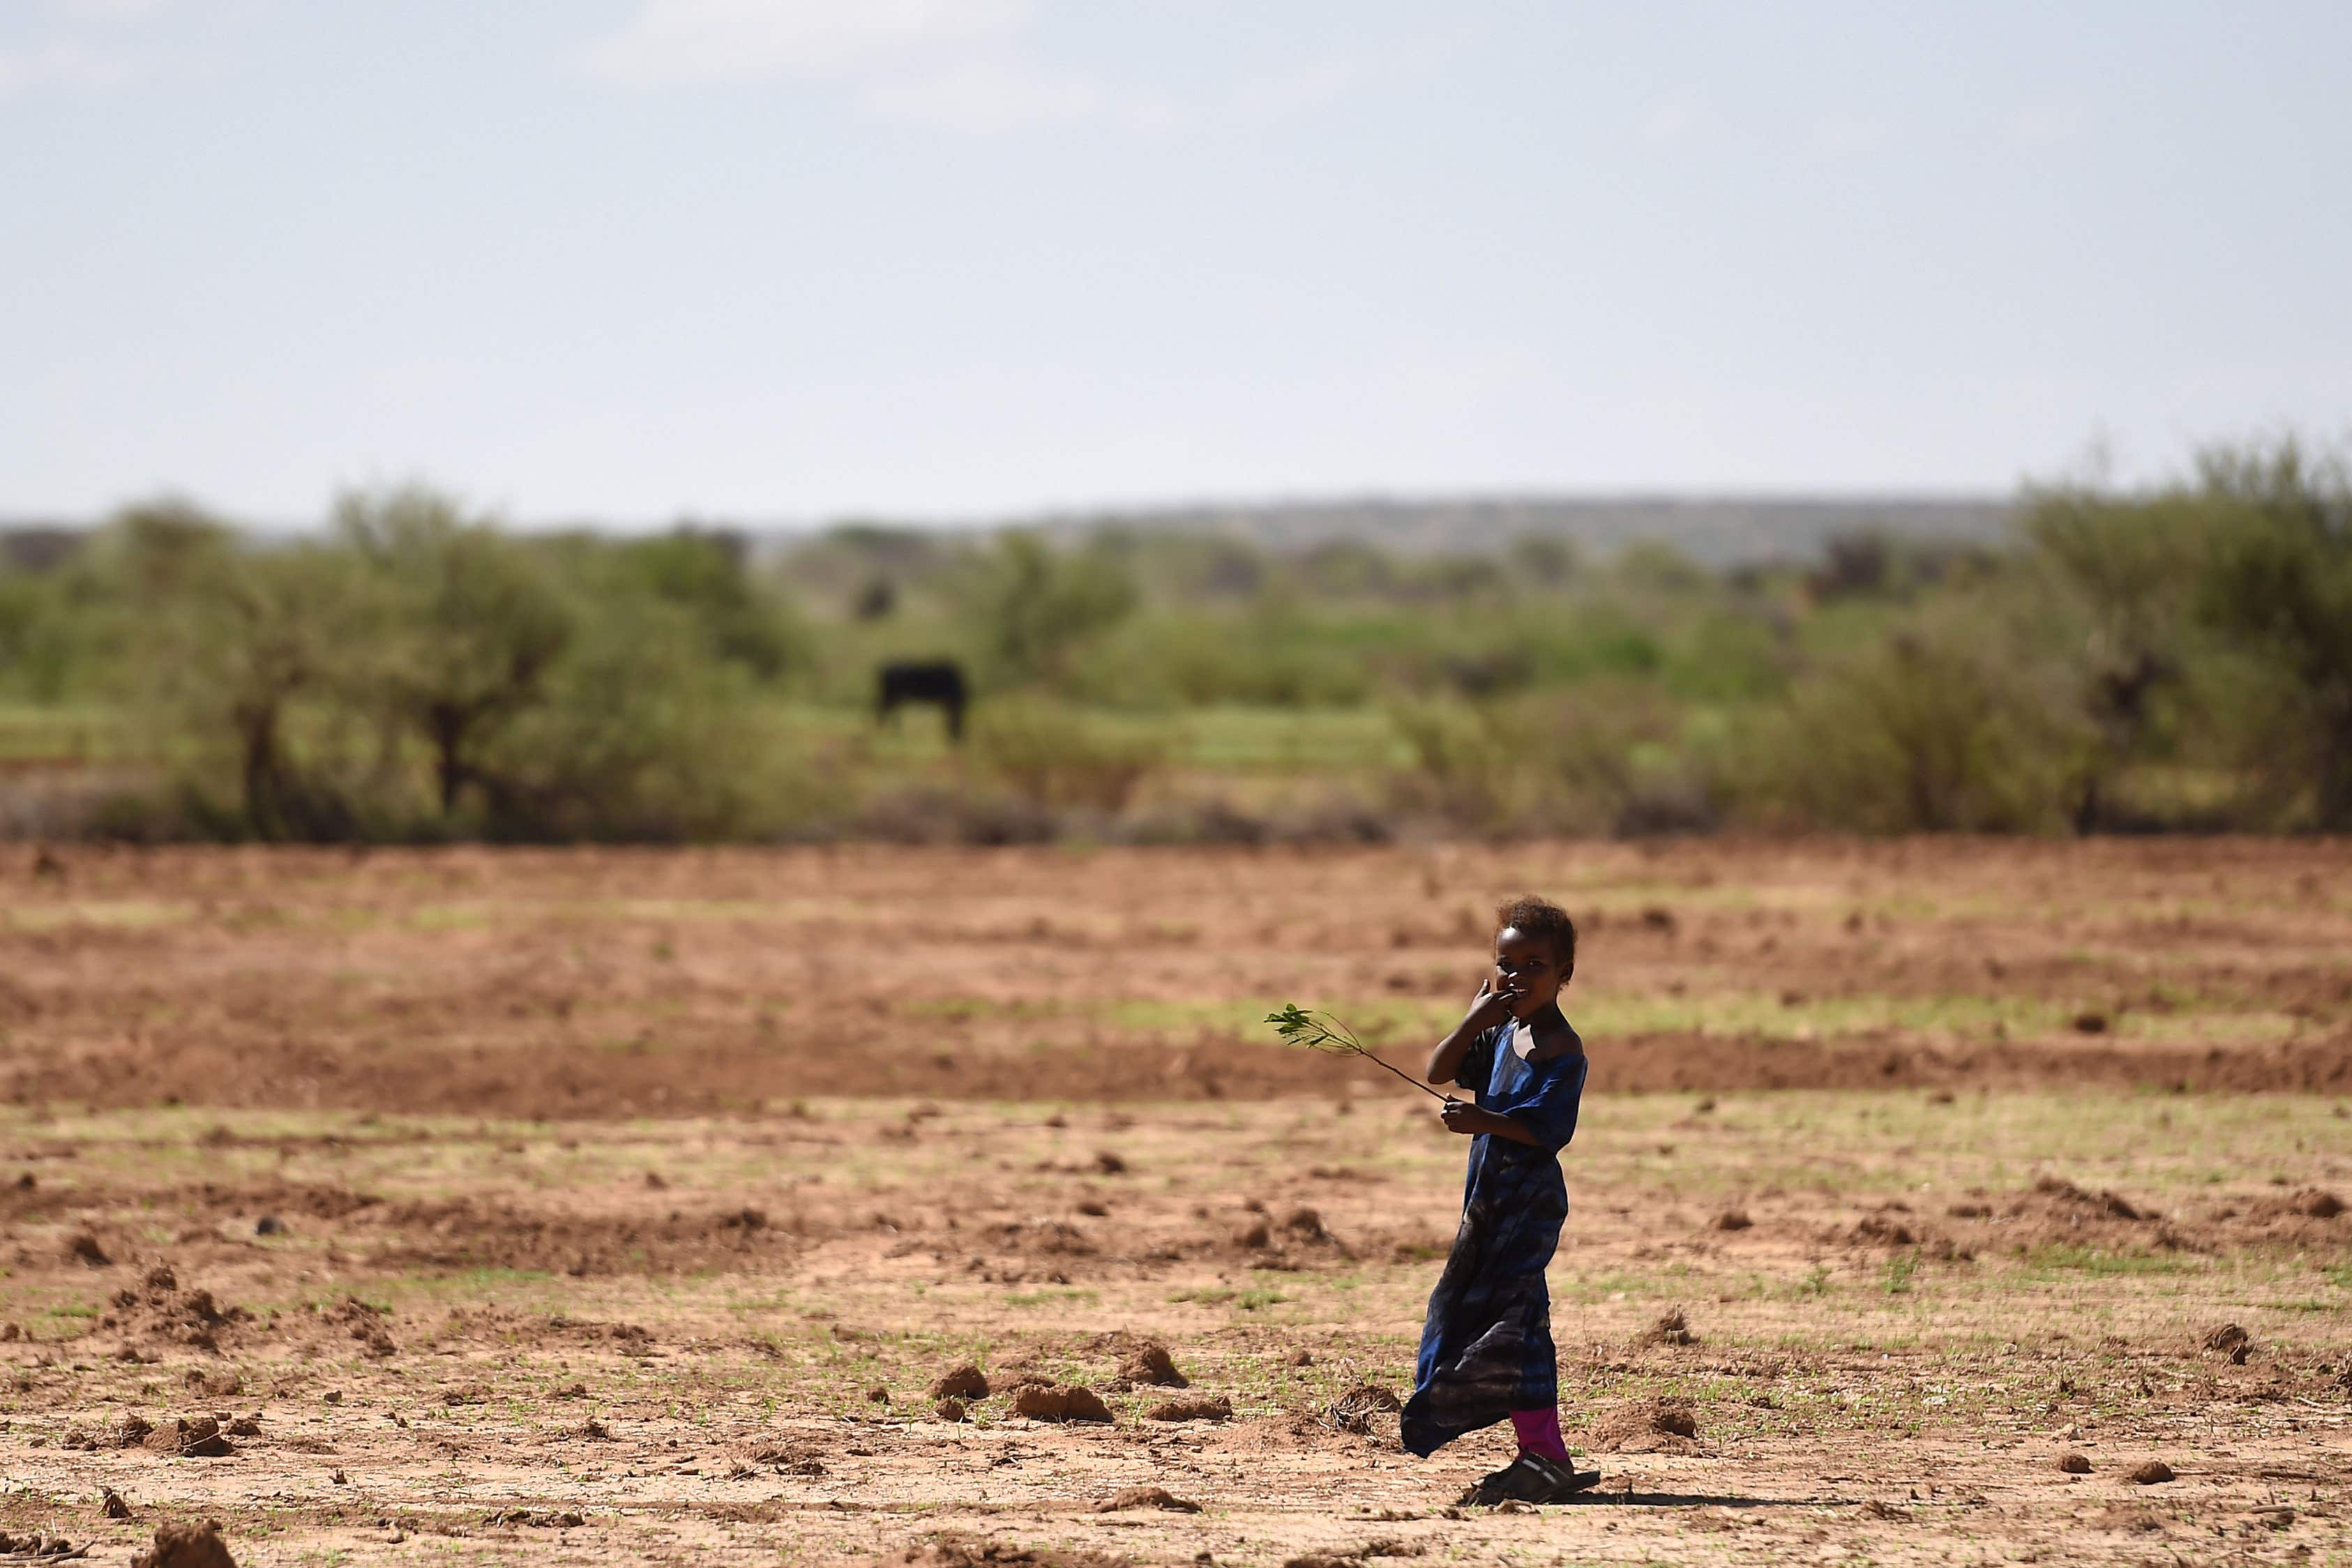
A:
[0,839,2347,1566]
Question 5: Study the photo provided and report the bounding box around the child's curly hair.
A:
[1495,894,1576,983]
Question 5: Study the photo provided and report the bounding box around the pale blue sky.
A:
[4,1,2347,522]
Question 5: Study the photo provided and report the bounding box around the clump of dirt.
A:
[319,1296,395,1358]
[981,1218,1096,1260]
[2031,1176,2148,1221]
[376,1196,798,1277]
[2125,1459,2175,1484]
[934,1399,967,1422]
[2095,1504,2165,1534]
[62,1412,155,1452]
[1848,1209,1919,1246]
[1857,1500,1910,1522]
[1326,1384,1402,1435]
[1115,1339,1186,1388]
[1841,1205,1974,1260]
[2203,1323,2252,1362]
[723,1440,826,1477]
[434,1306,654,1355]
[96,1274,250,1355]
[928,1364,990,1400]
[486,1509,585,1528]
[143,1415,233,1458]
[102,1487,131,1520]
[132,1520,236,1568]
[1712,1209,1753,1232]
[2296,1187,2346,1219]
[884,1532,1133,1568]
[1011,1384,1113,1423]
[2058,1452,2091,1474]
[1285,1540,1424,1566]
[1589,1398,1699,1452]
[1638,1306,1697,1347]
[183,1367,241,1399]
[1143,1394,1232,1422]
[2243,1186,2346,1223]
[1099,1486,1199,1512]
[1202,1207,1352,1269]
[885,1535,1131,1568]
[64,1412,232,1458]
[64,1230,110,1267]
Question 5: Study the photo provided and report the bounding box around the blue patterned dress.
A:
[1401,1020,1588,1458]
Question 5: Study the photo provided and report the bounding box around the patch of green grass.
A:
[1002,1288,1097,1308]
[2020,1246,2194,1278]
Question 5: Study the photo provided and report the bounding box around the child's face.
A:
[1491,926,1567,1018]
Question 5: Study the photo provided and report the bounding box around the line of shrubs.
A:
[0,435,2346,842]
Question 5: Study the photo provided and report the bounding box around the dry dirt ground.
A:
[0,839,2347,1565]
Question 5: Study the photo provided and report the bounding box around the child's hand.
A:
[1440,1099,1484,1136]
[1463,977,1520,1031]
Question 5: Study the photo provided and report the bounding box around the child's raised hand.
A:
[1464,976,1518,1030]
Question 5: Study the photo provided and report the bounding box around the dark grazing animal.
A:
[876,659,968,743]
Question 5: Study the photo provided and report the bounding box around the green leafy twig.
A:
[1264,1003,1449,1101]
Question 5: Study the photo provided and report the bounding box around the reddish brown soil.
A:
[0,841,2346,1566]
[1,840,2348,1117]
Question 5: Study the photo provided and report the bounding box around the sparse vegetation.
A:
[2,437,2348,841]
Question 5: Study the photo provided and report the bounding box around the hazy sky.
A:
[4,1,2348,522]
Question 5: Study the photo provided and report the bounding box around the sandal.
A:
[1456,1452,1602,1506]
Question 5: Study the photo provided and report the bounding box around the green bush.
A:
[1741,599,2093,833]
[13,435,2352,844]
[1388,681,1719,836]
[2191,440,2352,827]
[1386,700,1523,833]
[474,597,785,841]
[951,532,1138,688]
[968,699,1167,812]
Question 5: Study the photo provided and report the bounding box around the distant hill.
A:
[1024,495,2015,567]
[6,494,2017,572]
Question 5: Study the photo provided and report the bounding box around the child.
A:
[1403,894,1598,1504]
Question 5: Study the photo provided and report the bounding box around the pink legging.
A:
[1509,1407,1571,1465]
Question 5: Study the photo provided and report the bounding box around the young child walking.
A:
[1403,894,1599,1504]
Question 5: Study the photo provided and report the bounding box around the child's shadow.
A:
[1556,1488,1830,1509]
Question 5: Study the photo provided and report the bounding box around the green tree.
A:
[2193,438,2352,826]
[1752,595,2093,833]
[143,541,372,838]
[959,532,1138,686]
[337,487,573,818]
[608,529,808,681]
[475,594,776,840]
[2022,484,2218,827]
